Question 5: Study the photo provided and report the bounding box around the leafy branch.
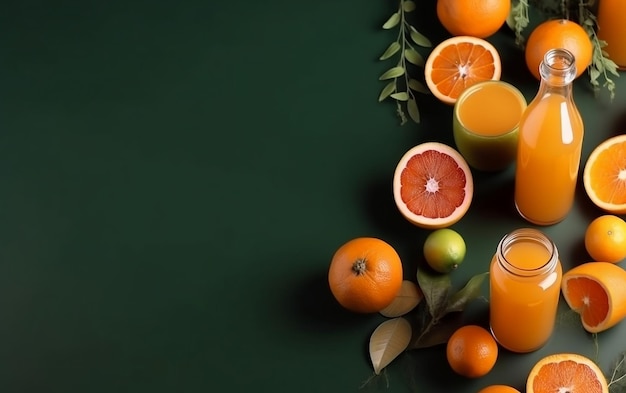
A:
[608,351,626,392]
[508,0,619,100]
[408,269,488,349]
[378,0,431,125]
[510,0,530,47]
[577,5,620,100]
[363,269,488,380]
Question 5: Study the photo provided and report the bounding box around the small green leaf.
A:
[446,272,488,313]
[382,12,400,29]
[378,81,396,102]
[404,48,424,66]
[408,78,429,94]
[589,67,601,83]
[390,92,409,101]
[379,66,405,80]
[416,268,451,318]
[407,98,420,123]
[408,27,432,47]
[402,0,416,12]
[380,42,401,61]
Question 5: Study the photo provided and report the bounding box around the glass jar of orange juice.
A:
[489,228,562,353]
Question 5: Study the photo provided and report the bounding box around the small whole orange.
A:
[328,237,403,313]
[525,19,593,80]
[436,0,511,38]
[584,215,626,263]
[446,325,498,378]
[478,385,521,393]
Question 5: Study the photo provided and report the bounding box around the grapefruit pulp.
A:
[393,142,473,229]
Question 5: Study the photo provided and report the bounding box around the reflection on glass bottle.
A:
[514,48,584,225]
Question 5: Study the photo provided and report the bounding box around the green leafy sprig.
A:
[577,6,620,100]
[409,269,488,349]
[378,0,432,125]
[510,0,530,47]
[509,0,620,100]
[608,351,626,392]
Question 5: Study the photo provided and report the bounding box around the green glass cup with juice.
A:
[453,80,527,172]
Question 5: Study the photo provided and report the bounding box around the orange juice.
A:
[490,228,562,353]
[597,0,626,69]
[453,81,526,172]
[457,83,524,136]
[514,94,584,224]
[514,49,584,225]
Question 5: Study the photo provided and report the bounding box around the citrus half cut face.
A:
[424,35,502,105]
[561,261,626,333]
[583,134,626,214]
[393,142,473,229]
[526,353,608,393]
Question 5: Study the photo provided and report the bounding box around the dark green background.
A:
[1,0,626,392]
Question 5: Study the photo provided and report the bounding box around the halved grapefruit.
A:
[393,142,473,229]
[561,261,626,333]
[526,353,608,393]
[583,134,626,214]
[424,35,502,105]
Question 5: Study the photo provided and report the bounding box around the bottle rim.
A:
[540,48,577,84]
[496,228,559,277]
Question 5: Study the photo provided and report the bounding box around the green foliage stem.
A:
[378,0,431,126]
[608,351,626,392]
[509,0,619,100]
[408,270,488,349]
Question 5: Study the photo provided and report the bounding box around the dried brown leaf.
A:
[369,317,412,375]
[380,280,423,318]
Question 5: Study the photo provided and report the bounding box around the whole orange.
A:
[328,237,403,313]
[525,19,593,80]
[436,0,511,38]
[584,215,626,263]
[446,325,498,378]
[478,386,520,393]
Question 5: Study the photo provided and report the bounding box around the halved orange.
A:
[583,134,626,214]
[561,261,626,333]
[526,353,608,393]
[424,36,502,105]
[393,142,473,229]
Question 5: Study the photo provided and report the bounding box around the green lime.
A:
[423,228,466,273]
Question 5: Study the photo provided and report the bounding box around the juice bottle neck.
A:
[535,81,573,100]
[536,48,577,99]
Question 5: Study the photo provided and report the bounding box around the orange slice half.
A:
[526,353,608,393]
[424,35,502,105]
[393,142,473,229]
[561,261,626,333]
[583,134,626,214]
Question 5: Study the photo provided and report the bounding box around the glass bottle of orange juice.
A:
[489,228,562,353]
[514,48,584,225]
